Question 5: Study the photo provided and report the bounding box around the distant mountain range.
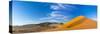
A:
[13,22,63,28]
[11,22,63,33]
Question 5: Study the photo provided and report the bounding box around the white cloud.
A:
[39,4,74,22]
[50,11,63,17]
[50,4,76,11]
[50,5,61,10]
[57,4,66,9]
[39,11,69,22]
[50,11,68,19]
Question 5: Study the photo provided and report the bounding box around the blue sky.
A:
[10,1,97,25]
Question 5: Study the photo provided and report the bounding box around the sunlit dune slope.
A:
[60,16,97,30]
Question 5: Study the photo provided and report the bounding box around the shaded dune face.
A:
[60,16,97,30]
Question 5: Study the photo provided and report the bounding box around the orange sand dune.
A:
[60,16,97,30]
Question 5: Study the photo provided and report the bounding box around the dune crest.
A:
[60,16,97,30]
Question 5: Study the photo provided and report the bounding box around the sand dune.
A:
[60,16,97,30]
